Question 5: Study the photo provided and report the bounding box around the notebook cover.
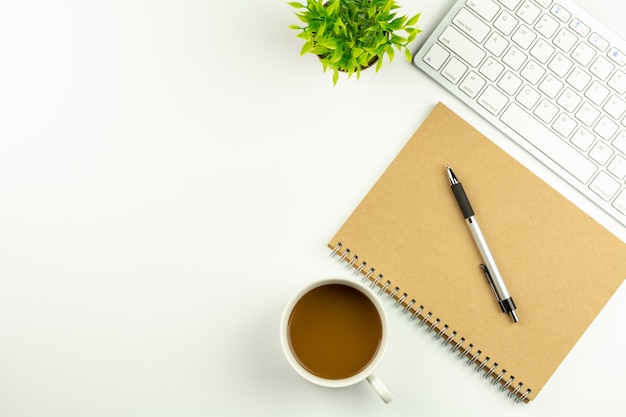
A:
[328,102,626,401]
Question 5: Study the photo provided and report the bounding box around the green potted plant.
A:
[288,0,421,85]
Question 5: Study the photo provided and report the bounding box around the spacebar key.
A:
[500,103,597,183]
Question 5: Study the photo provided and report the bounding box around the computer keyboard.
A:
[414,0,626,229]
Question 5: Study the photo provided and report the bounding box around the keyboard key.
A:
[494,10,518,35]
[442,57,469,83]
[480,57,505,81]
[423,43,450,70]
[498,70,523,94]
[548,53,573,77]
[571,42,596,66]
[454,8,491,42]
[585,80,610,105]
[588,32,610,52]
[459,71,487,98]
[503,45,527,70]
[512,25,537,49]
[439,26,486,67]
[535,99,559,122]
[566,67,592,91]
[604,95,626,120]
[614,131,626,154]
[466,0,500,21]
[550,4,571,22]
[590,171,620,201]
[607,47,626,67]
[516,1,541,24]
[593,116,619,141]
[576,102,601,126]
[529,38,556,63]
[608,70,626,94]
[553,113,577,137]
[589,141,614,165]
[557,87,582,112]
[607,155,626,180]
[539,73,564,98]
[590,56,615,80]
[521,60,546,84]
[553,28,577,52]
[535,14,559,38]
[501,103,597,183]
[516,85,541,109]
[614,190,626,215]
[571,127,596,151]
[569,18,590,37]
[479,85,509,114]
[485,31,510,56]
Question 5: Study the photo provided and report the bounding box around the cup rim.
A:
[279,277,389,388]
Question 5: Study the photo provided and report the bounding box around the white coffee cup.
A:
[280,278,393,403]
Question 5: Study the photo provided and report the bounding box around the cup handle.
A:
[366,373,393,403]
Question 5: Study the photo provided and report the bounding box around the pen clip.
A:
[480,264,506,313]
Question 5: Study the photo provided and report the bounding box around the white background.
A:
[1,1,625,416]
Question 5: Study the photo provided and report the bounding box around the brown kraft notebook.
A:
[328,102,626,402]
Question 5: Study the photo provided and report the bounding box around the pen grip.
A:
[451,183,475,219]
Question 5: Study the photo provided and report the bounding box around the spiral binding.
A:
[330,242,532,404]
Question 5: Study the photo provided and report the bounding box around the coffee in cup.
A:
[280,278,392,403]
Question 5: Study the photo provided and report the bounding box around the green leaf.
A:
[288,25,301,30]
[296,31,310,40]
[375,56,383,72]
[300,41,314,56]
[390,34,406,45]
[363,47,377,55]
[287,1,305,9]
[311,46,330,55]
[326,0,340,15]
[312,0,326,16]
[320,37,338,50]
[333,21,341,35]
[295,12,310,23]
[330,51,342,64]
[382,1,392,16]
[332,69,339,85]
[376,35,388,48]
[385,44,394,62]
[336,18,346,31]
[406,13,421,28]
[389,16,406,31]
[404,47,413,62]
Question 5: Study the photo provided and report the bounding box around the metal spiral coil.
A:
[330,242,532,403]
[436,324,449,341]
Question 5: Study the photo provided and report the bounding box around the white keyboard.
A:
[414,0,626,229]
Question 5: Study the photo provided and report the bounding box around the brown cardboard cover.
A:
[328,102,626,401]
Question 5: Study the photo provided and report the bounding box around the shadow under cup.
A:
[281,279,387,386]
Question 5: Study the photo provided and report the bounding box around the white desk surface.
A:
[1,1,625,416]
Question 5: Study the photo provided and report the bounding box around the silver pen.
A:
[446,165,519,323]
